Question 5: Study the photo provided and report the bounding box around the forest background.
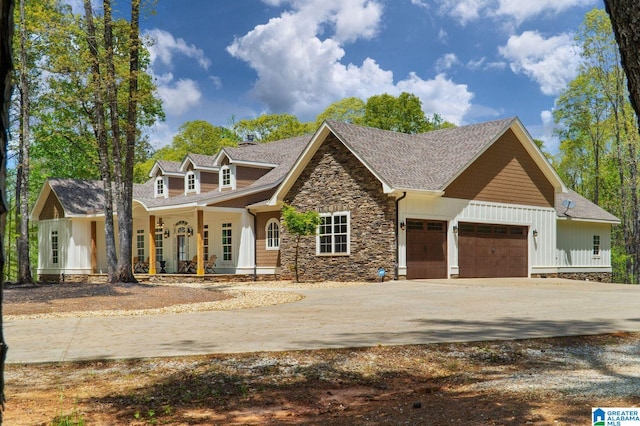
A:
[10,2,640,283]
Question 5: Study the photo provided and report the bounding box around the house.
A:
[30,117,619,283]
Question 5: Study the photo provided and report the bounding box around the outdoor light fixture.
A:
[453,225,458,233]
[533,229,538,238]
[157,218,164,229]
[400,221,405,230]
[187,228,193,237]
[164,229,170,239]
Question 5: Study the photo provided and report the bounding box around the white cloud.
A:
[228,0,473,124]
[538,109,560,154]
[145,29,211,70]
[156,79,202,116]
[436,53,460,72]
[499,31,580,96]
[397,73,473,124]
[433,0,596,26]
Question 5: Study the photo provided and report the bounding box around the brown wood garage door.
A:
[406,219,447,279]
[458,223,528,278]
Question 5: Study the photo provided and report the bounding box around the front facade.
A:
[31,118,619,283]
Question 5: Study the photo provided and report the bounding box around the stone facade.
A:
[280,135,397,282]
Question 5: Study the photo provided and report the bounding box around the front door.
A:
[177,234,188,266]
[406,219,447,279]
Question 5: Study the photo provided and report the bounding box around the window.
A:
[155,227,163,261]
[222,222,232,261]
[317,211,350,255]
[136,229,145,261]
[220,165,235,190]
[155,177,165,197]
[266,219,280,250]
[593,235,601,256]
[186,171,196,192]
[51,230,59,264]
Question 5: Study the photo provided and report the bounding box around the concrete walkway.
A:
[6,278,640,364]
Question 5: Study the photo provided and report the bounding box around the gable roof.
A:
[149,160,182,177]
[272,117,564,202]
[33,178,107,217]
[180,153,218,171]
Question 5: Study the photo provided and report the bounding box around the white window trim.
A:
[316,211,351,256]
[155,176,167,198]
[219,165,236,190]
[265,218,280,250]
[593,235,601,258]
[185,170,200,194]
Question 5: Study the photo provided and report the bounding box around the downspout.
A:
[247,208,257,281]
[395,192,407,280]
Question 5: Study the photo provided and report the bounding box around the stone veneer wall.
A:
[531,272,612,283]
[280,134,396,282]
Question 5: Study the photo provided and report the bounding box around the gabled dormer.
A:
[180,154,219,195]
[149,160,183,198]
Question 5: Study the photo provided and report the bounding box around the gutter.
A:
[247,208,257,281]
[395,192,407,280]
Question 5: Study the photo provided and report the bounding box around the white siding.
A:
[37,218,93,275]
[556,220,612,271]
[399,195,557,277]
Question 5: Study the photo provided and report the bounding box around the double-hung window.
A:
[317,211,350,255]
[186,171,196,193]
[136,229,145,261]
[222,223,232,261]
[593,235,601,257]
[155,177,165,197]
[51,230,59,264]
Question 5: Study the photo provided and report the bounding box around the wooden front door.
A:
[406,219,447,279]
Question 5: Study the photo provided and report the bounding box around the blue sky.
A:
[77,0,603,153]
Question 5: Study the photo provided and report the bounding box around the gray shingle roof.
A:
[556,189,619,223]
[326,117,514,191]
[41,120,618,224]
[183,153,217,169]
[48,178,106,215]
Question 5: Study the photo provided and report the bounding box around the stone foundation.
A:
[39,274,88,284]
[531,272,612,283]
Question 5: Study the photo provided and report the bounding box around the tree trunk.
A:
[0,0,14,419]
[16,0,31,284]
[102,0,136,283]
[605,0,640,283]
[83,0,118,280]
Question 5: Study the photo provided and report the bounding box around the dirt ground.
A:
[4,282,640,425]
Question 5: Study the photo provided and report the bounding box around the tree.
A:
[604,0,640,130]
[314,96,365,127]
[363,92,452,134]
[233,113,313,142]
[134,120,239,182]
[0,0,13,419]
[14,0,31,283]
[281,204,320,282]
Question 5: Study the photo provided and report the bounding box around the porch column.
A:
[91,221,97,273]
[149,215,157,274]
[197,210,204,275]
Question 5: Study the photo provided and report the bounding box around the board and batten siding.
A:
[444,129,555,208]
[37,218,94,275]
[398,195,557,277]
[556,220,612,270]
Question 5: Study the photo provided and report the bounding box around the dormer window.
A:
[220,165,235,190]
[155,176,167,198]
[185,171,199,194]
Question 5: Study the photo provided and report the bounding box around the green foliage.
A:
[281,204,320,282]
[315,96,365,127]
[133,120,240,182]
[281,204,320,238]
[233,113,313,142]
[362,92,453,133]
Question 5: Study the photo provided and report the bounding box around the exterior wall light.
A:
[400,221,405,230]
[164,229,170,239]
[453,225,458,233]
[187,227,194,237]
[532,229,538,238]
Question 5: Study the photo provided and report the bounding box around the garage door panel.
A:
[406,220,447,279]
[459,223,528,278]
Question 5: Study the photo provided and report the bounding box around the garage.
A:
[406,219,447,279]
[458,223,528,278]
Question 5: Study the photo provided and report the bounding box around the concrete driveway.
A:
[6,278,640,364]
